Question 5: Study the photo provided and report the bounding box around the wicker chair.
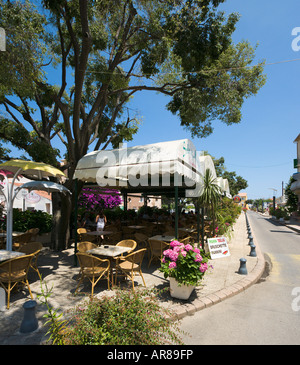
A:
[116,239,137,253]
[75,253,110,295]
[114,248,147,289]
[77,241,98,253]
[13,232,33,250]
[102,231,122,245]
[18,241,43,276]
[25,228,40,241]
[77,228,87,241]
[0,254,33,309]
[0,230,5,249]
[133,232,149,249]
[80,233,97,243]
[180,236,193,245]
[147,239,170,267]
[115,240,137,261]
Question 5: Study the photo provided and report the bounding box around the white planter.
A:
[169,277,195,300]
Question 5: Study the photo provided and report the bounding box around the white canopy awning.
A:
[74,139,230,199]
[216,177,232,198]
[74,139,203,197]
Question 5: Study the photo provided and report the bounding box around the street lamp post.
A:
[268,188,277,211]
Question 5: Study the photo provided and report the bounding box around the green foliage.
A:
[285,176,299,213]
[270,206,289,219]
[0,0,48,99]
[221,170,248,196]
[0,208,52,233]
[37,274,68,345]
[204,151,248,195]
[62,288,183,345]
[0,0,265,249]
[197,168,223,232]
[215,197,241,237]
[166,40,266,138]
[137,205,154,217]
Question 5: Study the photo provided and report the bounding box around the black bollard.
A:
[249,245,257,257]
[248,235,254,245]
[238,258,248,275]
[20,300,38,333]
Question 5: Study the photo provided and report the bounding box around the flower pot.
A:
[169,277,195,300]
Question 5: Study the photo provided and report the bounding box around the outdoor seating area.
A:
[0,209,213,309]
[72,211,206,295]
[0,141,235,316]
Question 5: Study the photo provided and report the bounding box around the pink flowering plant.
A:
[160,240,210,287]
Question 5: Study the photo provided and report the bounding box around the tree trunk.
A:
[51,191,72,251]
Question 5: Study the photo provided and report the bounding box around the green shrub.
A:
[214,197,241,237]
[272,207,288,219]
[62,288,183,345]
[1,208,52,233]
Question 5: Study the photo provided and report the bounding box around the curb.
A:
[168,215,266,321]
[270,217,300,234]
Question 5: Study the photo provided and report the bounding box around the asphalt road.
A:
[179,211,300,345]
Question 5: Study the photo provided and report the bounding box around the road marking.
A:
[289,254,300,262]
[266,253,285,284]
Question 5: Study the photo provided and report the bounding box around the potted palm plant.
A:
[197,169,223,236]
[160,240,210,300]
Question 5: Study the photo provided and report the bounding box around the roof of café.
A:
[74,139,229,198]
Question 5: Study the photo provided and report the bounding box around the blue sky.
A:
[3,1,300,201]
[125,0,300,200]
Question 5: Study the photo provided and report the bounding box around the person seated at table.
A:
[82,212,94,230]
[96,210,107,232]
[77,214,83,228]
[142,212,150,220]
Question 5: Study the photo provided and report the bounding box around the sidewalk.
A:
[271,215,300,234]
[0,212,265,345]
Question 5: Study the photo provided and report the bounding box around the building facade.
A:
[291,133,300,211]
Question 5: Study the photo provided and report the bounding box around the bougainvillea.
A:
[78,188,122,211]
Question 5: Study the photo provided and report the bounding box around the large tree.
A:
[204,151,248,195]
[0,0,265,250]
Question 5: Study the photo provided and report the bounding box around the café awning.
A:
[74,139,207,198]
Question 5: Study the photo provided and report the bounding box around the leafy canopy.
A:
[0,0,266,173]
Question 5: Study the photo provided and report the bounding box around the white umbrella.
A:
[16,181,71,195]
[0,159,66,250]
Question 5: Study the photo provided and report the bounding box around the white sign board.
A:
[207,237,230,259]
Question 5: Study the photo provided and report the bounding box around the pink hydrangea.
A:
[199,263,208,273]
[169,251,179,261]
[193,247,200,254]
[170,240,182,247]
[194,253,203,262]
[173,245,183,252]
[169,261,177,269]
[180,250,187,257]
[184,243,193,251]
[163,249,172,257]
